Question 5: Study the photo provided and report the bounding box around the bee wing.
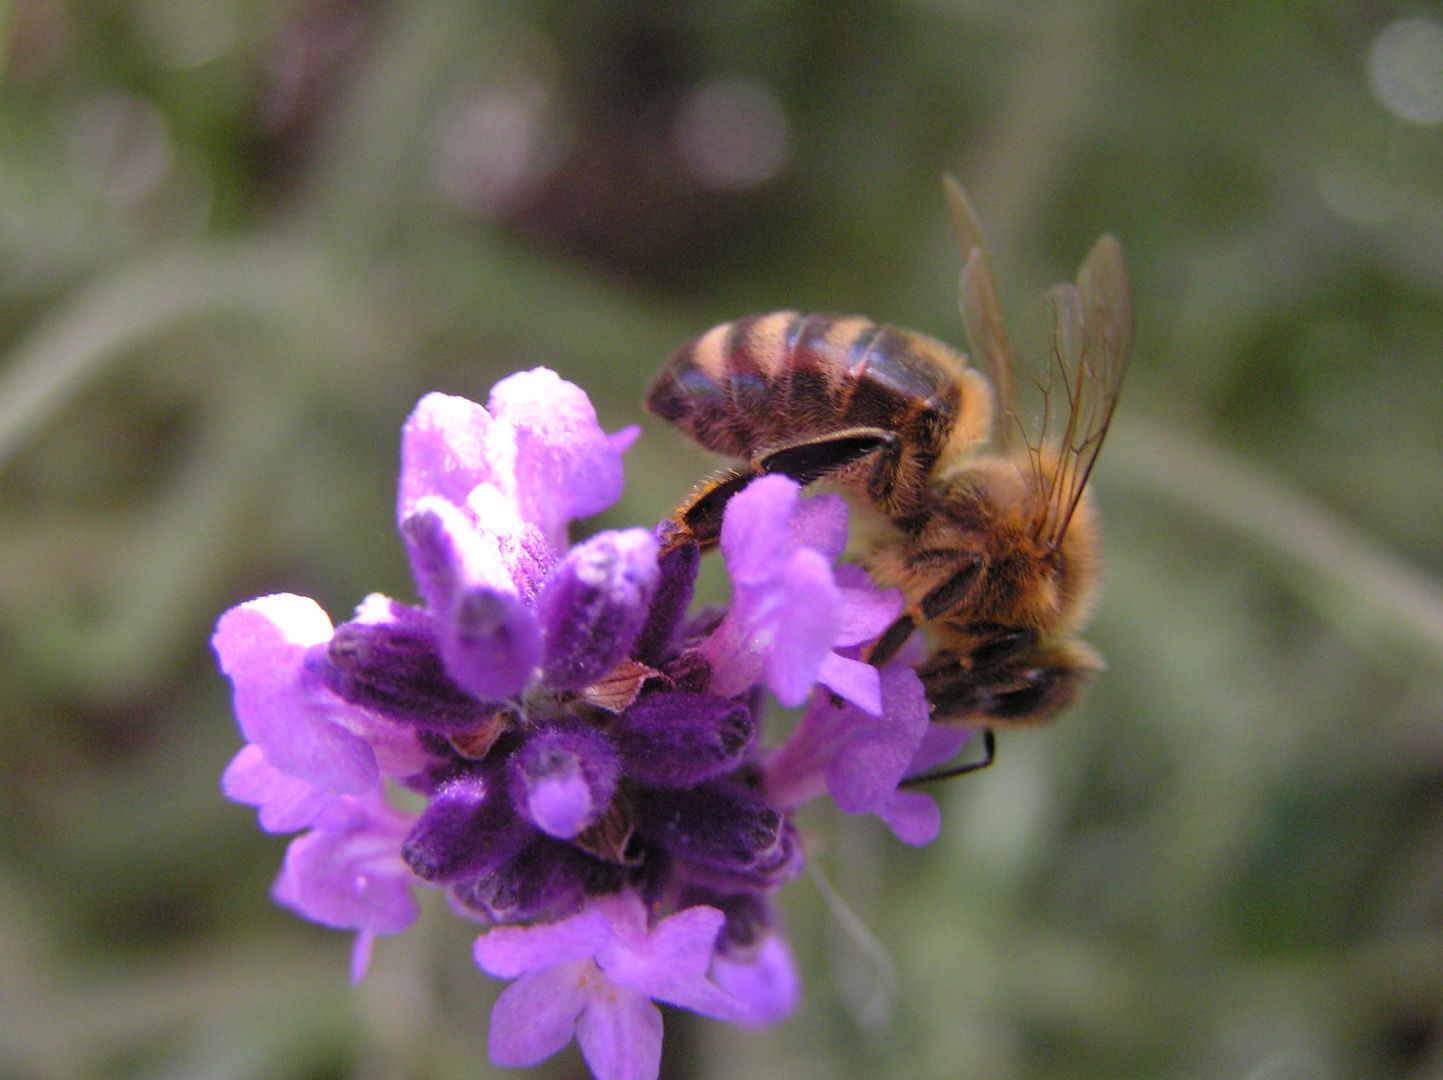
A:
[945,176,1017,454]
[1032,234,1131,551]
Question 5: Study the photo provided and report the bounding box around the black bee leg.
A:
[919,555,984,620]
[866,556,984,668]
[867,613,915,667]
[753,427,899,487]
[666,468,758,552]
[668,427,899,553]
[898,728,996,786]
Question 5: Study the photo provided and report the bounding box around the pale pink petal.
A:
[765,548,841,706]
[350,930,377,985]
[213,596,378,795]
[222,744,335,833]
[875,789,942,846]
[711,935,801,1026]
[488,962,591,1067]
[608,424,642,455]
[816,652,882,715]
[576,988,664,1080]
[271,793,418,934]
[719,475,797,586]
[397,392,495,521]
[474,905,612,978]
[487,368,628,548]
[785,492,848,561]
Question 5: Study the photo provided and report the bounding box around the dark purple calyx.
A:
[453,835,625,924]
[401,771,532,883]
[632,526,700,665]
[677,885,773,953]
[634,779,786,875]
[614,692,753,788]
[310,607,495,731]
[537,529,659,691]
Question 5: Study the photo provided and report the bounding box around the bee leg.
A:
[919,555,984,620]
[866,556,984,668]
[866,613,916,667]
[753,427,899,487]
[667,468,760,552]
[667,428,900,553]
[897,728,996,786]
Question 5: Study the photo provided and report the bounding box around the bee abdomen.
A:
[645,311,969,470]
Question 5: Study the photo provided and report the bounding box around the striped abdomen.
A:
[646,312,992,517]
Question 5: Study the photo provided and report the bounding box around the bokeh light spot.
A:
[673,75,789,192]
[1366,16,1443,125]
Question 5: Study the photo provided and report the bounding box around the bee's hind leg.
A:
[753,427,899,488]
[666,428,898,552]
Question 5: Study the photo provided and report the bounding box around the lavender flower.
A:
[474,891,748,1079]
[215,367,965,1080]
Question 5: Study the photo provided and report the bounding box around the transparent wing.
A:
[945,176,1017,454]
[1030,235,1131,552]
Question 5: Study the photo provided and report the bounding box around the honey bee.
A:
[645,179,1130,747]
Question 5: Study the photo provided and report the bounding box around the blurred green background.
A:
[3,1,1443,1078]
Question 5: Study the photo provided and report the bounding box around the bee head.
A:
[905,455,1100,637]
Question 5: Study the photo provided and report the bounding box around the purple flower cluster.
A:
[215,369,973,1080]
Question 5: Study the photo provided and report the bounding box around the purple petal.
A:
[397,392,495,522]
[827,664,930,815]
[832,566,906,647]
[816,652,882,715]
[350,930,376,985]
[575,987,664,1080]
[213,595,379,795]
[711,934,801,1026]
[487,962,591,1067]
[762,693,845,810]
[486,368,628,548]
[272,792,418,934]
[875,789,942,846]
[608,424,642,455]
[765,549,841,706]
[222,744,335,833]
[599,902,744,1021]
[719,475,798,586]
[527,773,592,838]
[474,905,613,977]
[907,724,978,776]
[695,606,765,699]
[537,528,659,691]
[785,492,848,561]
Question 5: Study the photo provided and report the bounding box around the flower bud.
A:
[537,529,659,690]
[508,723,619,840]
[614,692,753,788]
